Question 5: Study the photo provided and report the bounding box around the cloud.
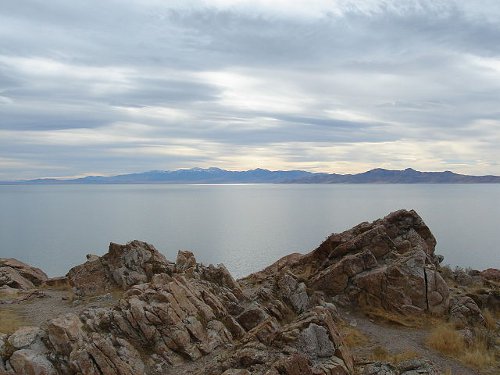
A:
[1,0,500,178]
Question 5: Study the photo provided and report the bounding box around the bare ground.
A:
[0,287,121,331]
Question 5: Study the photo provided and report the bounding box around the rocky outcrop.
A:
[287,210,449,316]
[67,240,174,296]
[0,258,48,290]
[1,209,493,374]
[1,245,353,374]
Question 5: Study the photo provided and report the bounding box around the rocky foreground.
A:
[0,209,498,374]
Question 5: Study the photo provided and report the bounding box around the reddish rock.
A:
[480,268,500,283]
[302,210,449,316]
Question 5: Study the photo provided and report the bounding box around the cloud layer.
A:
[1,0,500,179]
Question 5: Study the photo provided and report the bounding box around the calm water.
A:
[0,184,499,278]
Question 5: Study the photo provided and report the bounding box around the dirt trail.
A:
[1,288,120,330]
[340,308,481,375]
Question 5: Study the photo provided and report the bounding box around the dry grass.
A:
[426,324,465,355]
[482,309,497,331]
[427,324,465,357]
[462,341,496,369]
[371,345,390,361]
[427,324,498,370]
[341,325,369,348]
[371,345,419,364]
[0,308,27,334]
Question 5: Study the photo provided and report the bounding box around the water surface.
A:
[0,184,498,277]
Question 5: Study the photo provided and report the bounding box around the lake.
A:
[0,184,498,278]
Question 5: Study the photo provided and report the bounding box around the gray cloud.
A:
[1,0,500,178]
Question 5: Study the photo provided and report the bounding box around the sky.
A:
[1,0,500,179]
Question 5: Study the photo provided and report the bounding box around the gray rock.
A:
[9,349,57,375]
[278,273,309,313]
[0,333,7,360]
[362,362,396,375]
[397,359,439,375]
[7,327,43,350]
[296,323,334,359]
[449,295,485,327]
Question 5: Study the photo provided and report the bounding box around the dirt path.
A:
[1,288,121,331]
[340,308,480,375]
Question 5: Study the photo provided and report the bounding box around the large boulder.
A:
[0,259,48,291]
[299,210,449,316]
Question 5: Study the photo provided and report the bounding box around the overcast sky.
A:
[1,0,500,179]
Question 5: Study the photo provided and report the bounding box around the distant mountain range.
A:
[2,167,500,184]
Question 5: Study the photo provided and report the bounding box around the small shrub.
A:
[342,326,368,348]
[426,324,465,355]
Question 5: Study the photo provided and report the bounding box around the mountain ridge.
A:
[2,167,500,184]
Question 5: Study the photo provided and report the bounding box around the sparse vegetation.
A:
[482,308,497,331]
[426,323,498,370]
[341,325,369,348]
[439,264,454,282]
[462,341,496,369]
[426,324,465,355]
[371,345,419,363]
[0,308,27,334]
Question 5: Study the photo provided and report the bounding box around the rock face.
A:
[0,210,470,374]
[299,210,450,316]
[0,258,48,290]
